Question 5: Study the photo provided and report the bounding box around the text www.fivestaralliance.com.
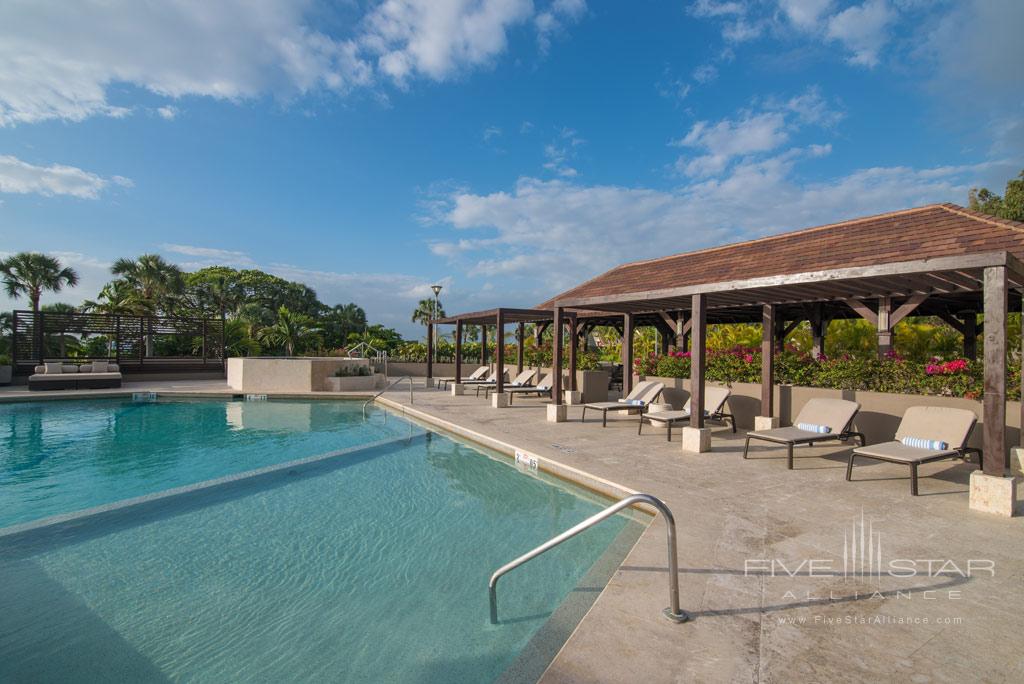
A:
[777,615,963,626]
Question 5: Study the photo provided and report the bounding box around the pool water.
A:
[0,397,416,528]
[0,398,645,683]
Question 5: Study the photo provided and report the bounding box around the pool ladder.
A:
[362,375,414,413]
[488,493,689,624]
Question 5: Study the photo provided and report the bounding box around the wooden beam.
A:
[982,266,1008,476]
[517,321,525,372]
[690,294,706,429]
[810,303,827,359]
[553,307,564,405]
[935,311,965,334]
[455,320,463,383]
[426,322,434,380]
[622,313,634,395]
[846,299,878,326]
[657,311,676,330]
[963,313,978,361]
[568,315,578,392]
[480,324,487,365]
[762,304,775,418]
[496,309,505,394]
[889,293,928,327]
[877,296,893,358]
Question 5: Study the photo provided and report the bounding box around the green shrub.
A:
[334,365,371,377]
[0,353,10,366]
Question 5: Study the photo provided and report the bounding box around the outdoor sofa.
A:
[846,406,981,495]
[637,385,735,441]
[581,380,665,427]
[742,398,864,469]
[28,361,122,391]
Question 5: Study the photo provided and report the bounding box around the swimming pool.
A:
[1,398,645,682]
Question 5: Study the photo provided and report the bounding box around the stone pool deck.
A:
[379,384,1024,683]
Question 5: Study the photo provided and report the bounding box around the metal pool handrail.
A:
[362,375,414,412]
[488,493,689,624]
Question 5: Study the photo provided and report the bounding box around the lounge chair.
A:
[742,398,864,469]
[28,361,122,391]
[506,372,559,404]
[480,369,537,397]
[438,366,488,390]
[846,406,982,495]
[463,369,507,386]
[581,380,665,427]
[638,386,735,441]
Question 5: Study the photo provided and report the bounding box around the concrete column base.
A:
[491,392,509,408]
[424,378,435,388]
[547,404,567,423]
[450,383,465,396]
[564,390,583,405]
[681,426,712,453]
[969,471,1019,517]
[1012,447,1024,478]
[754,415,780,430]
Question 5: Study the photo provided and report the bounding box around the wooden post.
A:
[517,322,525,373]
[496,310,505,394]
[963,313,978,360]
[36,311,44,364]
[690,295,706,428]
[569,315,578,392]
[675,313,691,351]
[982,267,1008,476]
[762,304,776,418]
[877,296,892,358]
[480,325,487,365]
[622,313,634,395]
[810,304,826,359]
[426,322,434,382]
[455,320,463,383]
[553,307,564,405]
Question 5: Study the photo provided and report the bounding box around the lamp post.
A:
[431,284,442,362]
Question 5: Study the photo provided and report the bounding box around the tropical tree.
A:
[256,306,322,356]
[412,298,445,329]
[321,303,367,348]
[82,280,155,316]
[969,169,1024,222]
[111,254,184,313]
[0,252,79,312]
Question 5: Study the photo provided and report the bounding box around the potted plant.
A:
[0,354,11,385]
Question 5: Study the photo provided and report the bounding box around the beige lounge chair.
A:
[743,398,864,469]
[638,386,734,441]
[846,406,981,495]
[506,372,561,404]
[481,369,537,397]
[438,366,488,390]
[581,380,665,427]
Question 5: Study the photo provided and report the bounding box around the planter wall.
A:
[641,375,1022,451]
[0,366,11,385]
[323,373,383,392]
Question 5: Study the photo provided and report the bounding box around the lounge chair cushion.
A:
[747,426,826,444]
[854,441,958,463]
[44,362,63,374]
[793,398,860,435]
[681,386,731,415]
[893,406,976,450]
[796,422,831,434]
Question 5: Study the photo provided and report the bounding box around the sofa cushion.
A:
[61,364,79,374]
[91,360,109,373]
[44,362,63,375]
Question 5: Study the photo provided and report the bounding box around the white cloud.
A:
[674,112,789,177]
[692,64,719,84]
[0,154,130,199]
[430,160,996,295]
[482,125,502,141]
[778,0,834,30]
[159,243,257,268]
[542,127,585,177]
[689,1,745,18]
[825,0,895,67]
[1,0,589,126]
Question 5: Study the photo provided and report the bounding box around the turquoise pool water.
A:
[0,397,416,528]
[0,398,645,682]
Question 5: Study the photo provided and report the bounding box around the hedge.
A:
[633,348,1022,401]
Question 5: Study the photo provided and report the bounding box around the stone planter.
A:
[0,366,10,385]
[323,374,379,392]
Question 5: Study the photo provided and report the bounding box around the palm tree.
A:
[257,306,321,356]
[82,280,156,316]
[411,298,445,328]
[0,252,79,312]
[111,254,184,313]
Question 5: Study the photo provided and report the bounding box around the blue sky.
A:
[1,0,1021,337]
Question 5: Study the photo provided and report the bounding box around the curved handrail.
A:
[488,493,688,624]
[362,375,414,413]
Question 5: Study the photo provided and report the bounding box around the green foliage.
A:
[0,252,79,312]
[412,298,445,328]
[0,353,10,366]
[334,365,371,377]
[968,169,1024,222]
[257,306,322,356]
